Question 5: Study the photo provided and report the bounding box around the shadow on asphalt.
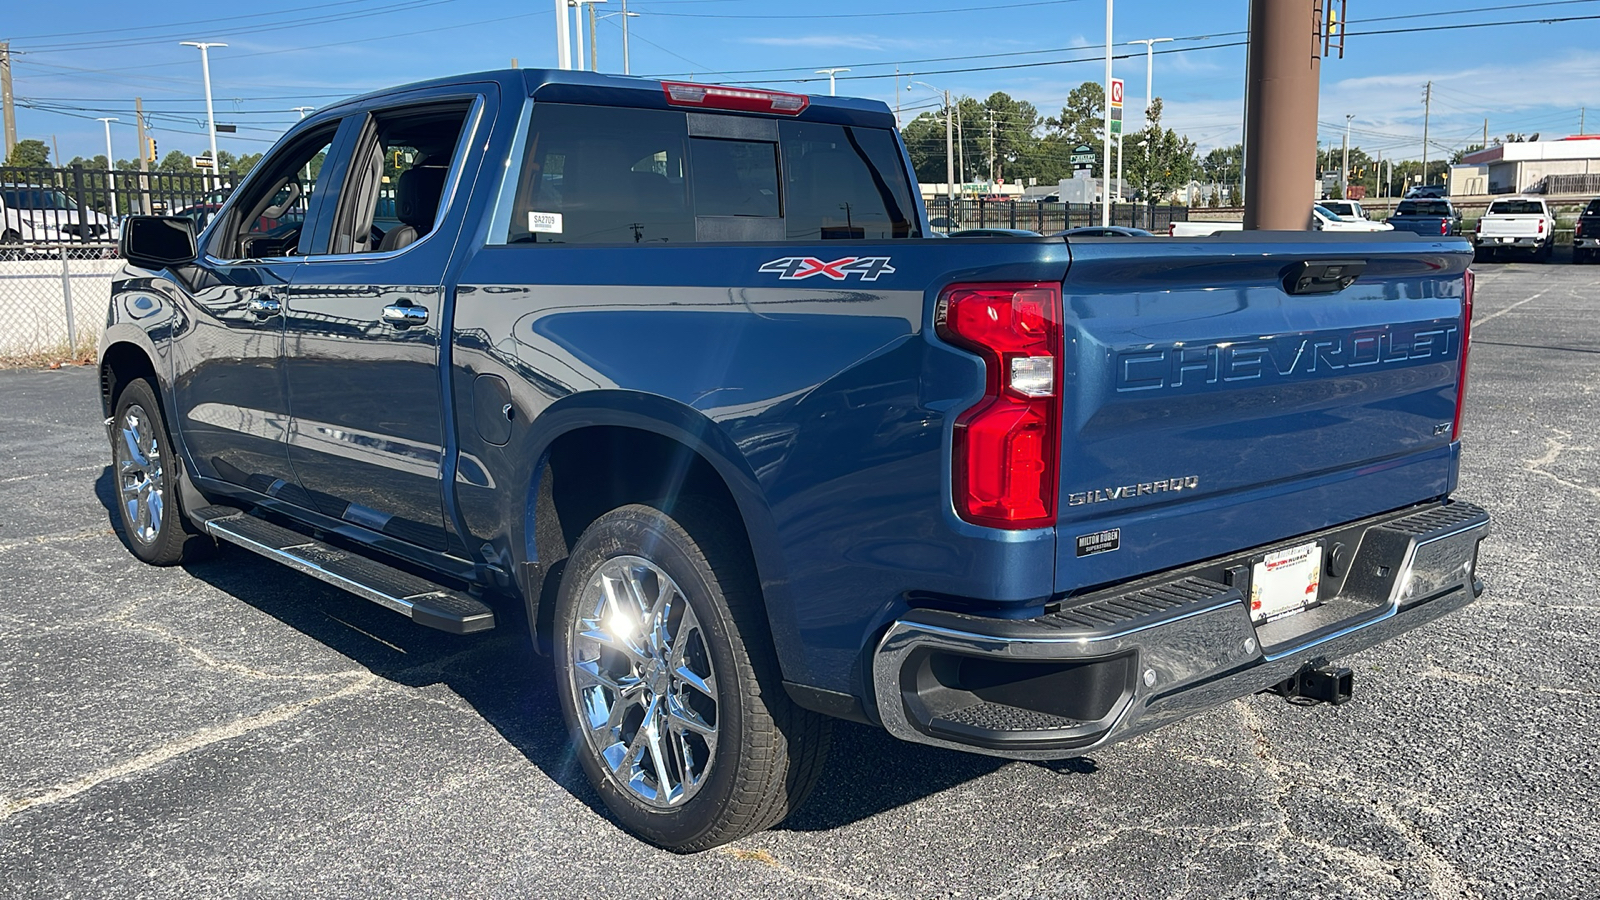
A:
[92,466,1103,834]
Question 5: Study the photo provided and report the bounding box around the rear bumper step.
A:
[871,500,1488,759]
[191,506,495,635]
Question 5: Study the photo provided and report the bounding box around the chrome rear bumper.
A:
[871,501,1489,759]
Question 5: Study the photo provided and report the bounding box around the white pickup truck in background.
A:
[1475,197,1556,261]
[1170,205,1392,237]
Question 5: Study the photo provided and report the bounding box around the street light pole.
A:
[621,0,635,75]
[179,41,227,192]
[914,81,955,230]
[1102,0,1113,226]
[555,0,572,69]
[97,117,117,215]
[1342,114,1353,199]
[1127,38,1173,116]
[815,68,850,96]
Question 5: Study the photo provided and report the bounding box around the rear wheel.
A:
[111,379,205,565]
[553,501,830,852]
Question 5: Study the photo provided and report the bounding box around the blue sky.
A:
[6,0,1598,166]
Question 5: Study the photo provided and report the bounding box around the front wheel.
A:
[553,501,830,852]
[111,379,205,565]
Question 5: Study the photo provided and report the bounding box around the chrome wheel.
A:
[569,555,719,808]
[115,403,165,545]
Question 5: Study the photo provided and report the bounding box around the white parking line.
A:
[1473,288,1550,328]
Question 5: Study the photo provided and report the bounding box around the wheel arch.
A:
[515,391,806,683]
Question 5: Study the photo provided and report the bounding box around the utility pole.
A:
[955,102,965,184]
[1582,107,1587,136]
[588,1,599,71]
[97,117,118,215]
[555,0,572,69]
[988,108,996,184]
[0,42,15,161]
[1242,0,1321,230]
[1102,0,1113,226]
[815,68,850,97]
[1376,148,1383,198]
[1341,114,1352,199]
[1421,81,1432,190]
[180,41,228,193]
[913,81,954,226]
[135,98,150,214]
[1483,118,1489,150]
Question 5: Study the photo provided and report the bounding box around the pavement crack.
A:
[0,526,115,553]
[1522,430,1600,503]
[716,846,896,898]
[108,595,369,684]
[0,674,377,822]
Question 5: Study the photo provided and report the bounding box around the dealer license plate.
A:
[1249,541,1323,623]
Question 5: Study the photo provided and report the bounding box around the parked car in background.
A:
[1474,197,1556,261]
[1056,226,1153,238]
[1571,197,1600,263]
[1386,199,1463,237]
[1,186,121,244]
[1313,204,1393,232]
[1405,184,1447,199]
[948,227,1043,238]
[1319,199,1376,224]
[1169,219,1243,237]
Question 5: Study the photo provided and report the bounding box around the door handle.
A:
[381,302,429,328]
[247,296,281,318]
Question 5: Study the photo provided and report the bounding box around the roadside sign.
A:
[1070,144,1096,166]
[192,156,214,169]
[1110,78,1124,109]
[1110,118,1123,136]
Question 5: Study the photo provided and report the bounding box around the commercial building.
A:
[1451,135,1600,196]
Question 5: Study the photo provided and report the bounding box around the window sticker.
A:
[528,211,563,234]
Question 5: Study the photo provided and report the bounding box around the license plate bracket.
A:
[1249,540,1324,623]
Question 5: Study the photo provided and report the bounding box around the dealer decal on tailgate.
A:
[758,256,896,282]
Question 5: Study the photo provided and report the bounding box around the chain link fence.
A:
[0,244,120,360]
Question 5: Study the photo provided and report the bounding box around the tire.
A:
[0,229,21,262]
[110,378,205,565]
[553,500,830,852]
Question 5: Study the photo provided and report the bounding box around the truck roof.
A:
[320,68,897,129]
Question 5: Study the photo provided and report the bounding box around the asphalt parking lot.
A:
[1,257,1597,899]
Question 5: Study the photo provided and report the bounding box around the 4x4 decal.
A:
[758,256,896,282]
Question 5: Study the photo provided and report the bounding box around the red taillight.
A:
[1577,222,1585,238]
[661,81,809,115]
[1538,218,1546,234]
[1452,268,1474,442]
[936,283,1062,529]
[1440,218,1449,235]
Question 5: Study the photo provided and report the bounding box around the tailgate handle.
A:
[1283,259,1365,295]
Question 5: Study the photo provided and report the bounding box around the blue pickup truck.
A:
[1386,198,1463,237]
[102,69,1488,851]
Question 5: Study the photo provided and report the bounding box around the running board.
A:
[191,507,495,634]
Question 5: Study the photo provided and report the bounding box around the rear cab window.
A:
[497,101,920,244]
[1487,200,1545,216]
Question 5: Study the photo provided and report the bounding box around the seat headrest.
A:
[396,165,449,230]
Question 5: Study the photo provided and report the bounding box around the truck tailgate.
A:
[1478,215,1543,238]
[1054,234,1471,593]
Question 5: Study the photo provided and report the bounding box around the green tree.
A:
[1044,81,1106,176]
[5,139,50,168]
[158,150,196,173]
[1123,99,1197,202]
[901,109,951,184]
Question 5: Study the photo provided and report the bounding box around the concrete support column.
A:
[1243,0,1321,230]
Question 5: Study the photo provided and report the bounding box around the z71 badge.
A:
[759,256,896,281]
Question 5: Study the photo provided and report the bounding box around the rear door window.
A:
[499,103,920,244]
[779,121,919,240]
[505,104,693,244]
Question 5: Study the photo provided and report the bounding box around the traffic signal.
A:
[146,137,157,163]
